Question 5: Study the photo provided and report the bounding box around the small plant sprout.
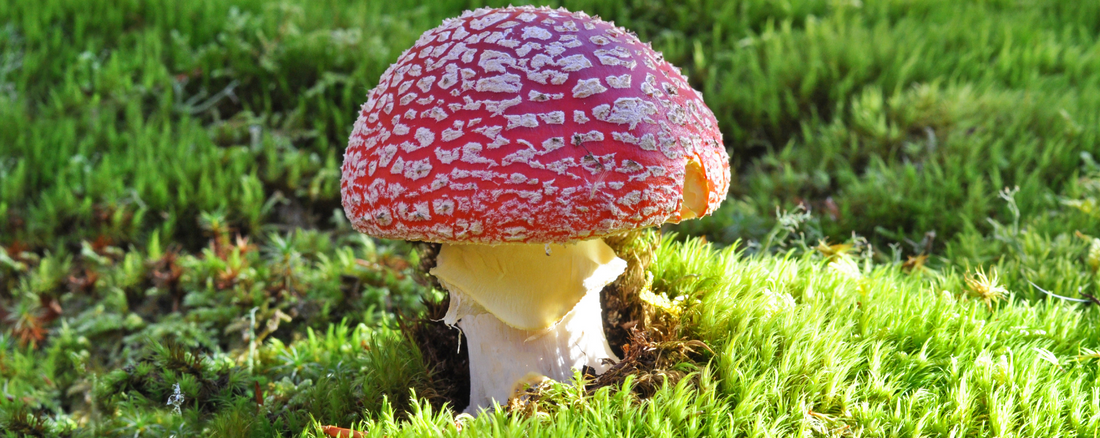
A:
[901,253,929,273]
[166,383,184,415]
[997,186,1021,236]
[758,205,813,253]
[814,239,854,261]
[964,267,1009,310]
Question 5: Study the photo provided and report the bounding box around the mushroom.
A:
[340,5,730,413]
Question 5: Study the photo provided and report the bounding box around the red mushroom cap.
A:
[341,6,730,244]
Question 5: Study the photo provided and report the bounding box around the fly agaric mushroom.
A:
[341,6,729,413]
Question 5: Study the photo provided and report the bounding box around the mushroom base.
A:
[430,240,626,414]
[449,285,619,413]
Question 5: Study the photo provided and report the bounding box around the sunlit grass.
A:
[296,237,1100,437]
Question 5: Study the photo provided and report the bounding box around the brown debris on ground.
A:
[413,242,443,292]
[507,327,712,417]
[601,228,662,357]
[584,326,711,397]
[405,229,709,415]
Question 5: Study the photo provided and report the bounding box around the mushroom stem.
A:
[449,283,617,413]
[431,240,625,413]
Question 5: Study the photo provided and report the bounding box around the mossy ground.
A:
[2,0,1099,436]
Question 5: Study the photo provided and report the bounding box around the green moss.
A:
[2,0,1100,435]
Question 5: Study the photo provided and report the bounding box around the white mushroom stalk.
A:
[430,239,625,413]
